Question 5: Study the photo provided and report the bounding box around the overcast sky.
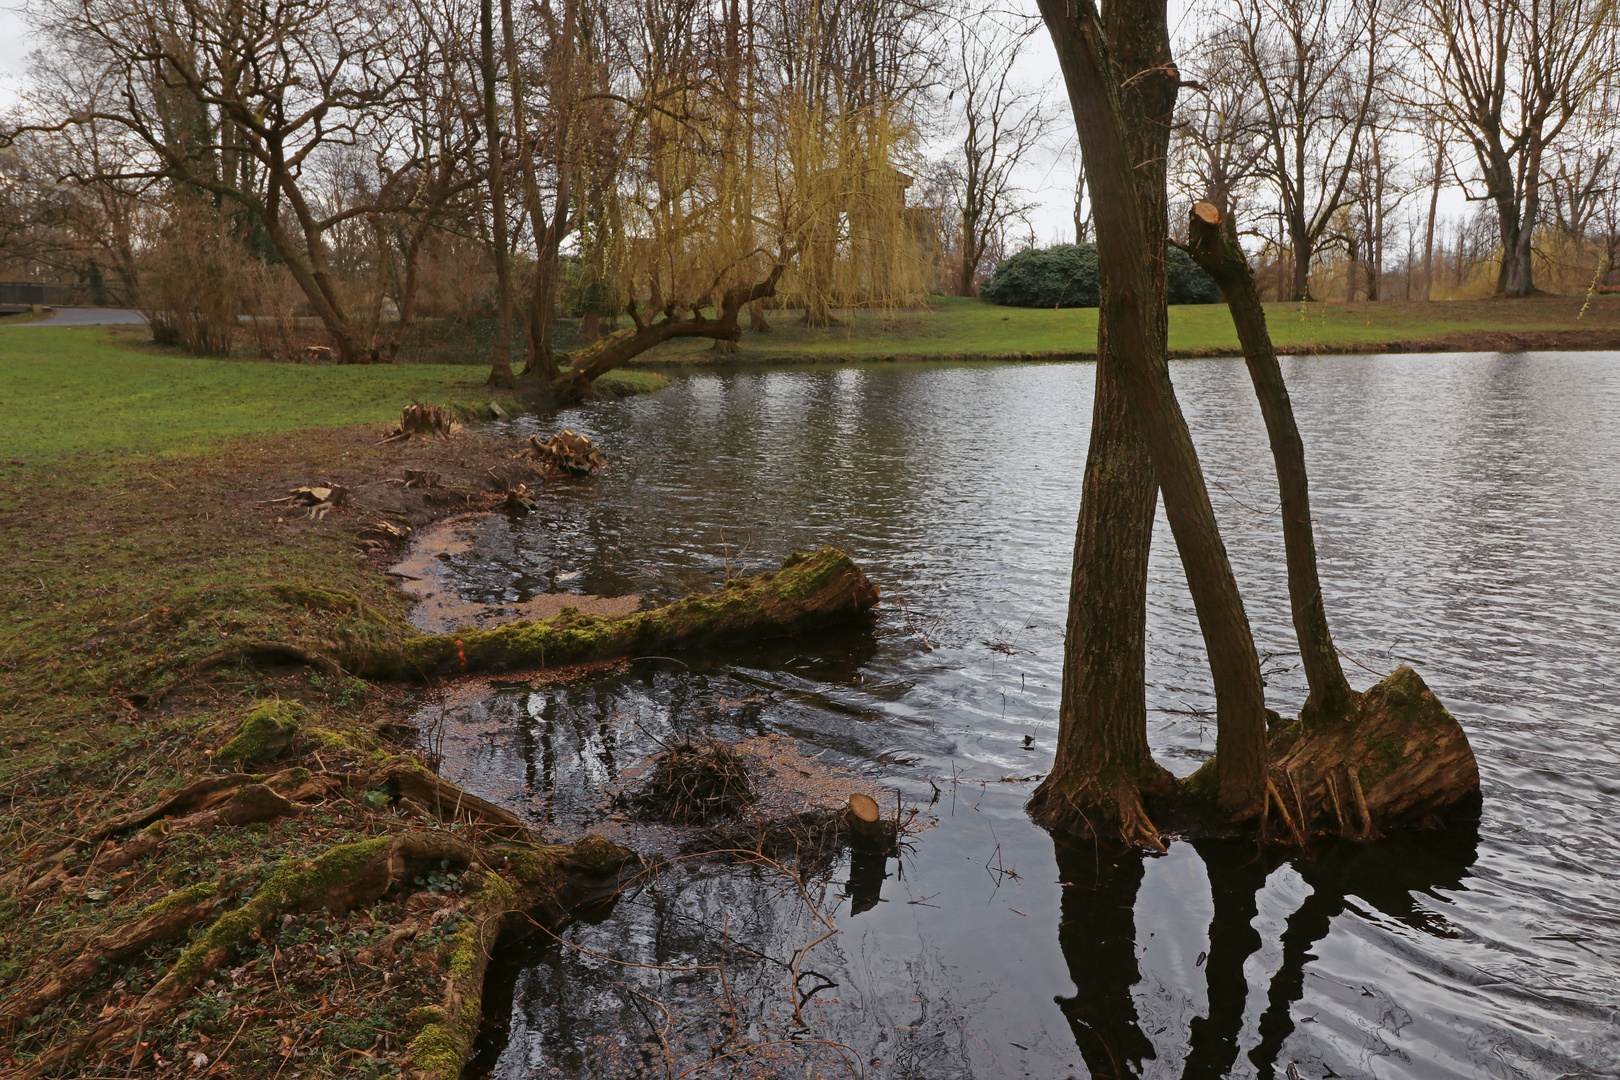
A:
[0,1,1464,256]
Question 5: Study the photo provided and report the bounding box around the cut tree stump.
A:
[844,793,895,852]
[1264,666,1480,838]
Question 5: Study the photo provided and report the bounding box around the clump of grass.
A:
[633,740,756,825]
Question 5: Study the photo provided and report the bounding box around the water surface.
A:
[424,354,1620,1079]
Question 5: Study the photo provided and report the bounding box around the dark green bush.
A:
[980,243,1221,307]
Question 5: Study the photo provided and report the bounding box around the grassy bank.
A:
[621,294,1620,364]
[0,327,651,1079]
[0,326,665,462]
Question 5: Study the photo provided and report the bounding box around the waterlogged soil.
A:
[410,355,1619,1079]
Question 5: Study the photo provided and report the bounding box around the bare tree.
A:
[16,0,468,363]
[1226,0,1387,300]
[940,12,1054,296]
[1171,17,1268,216]
[1397,0,1617,296]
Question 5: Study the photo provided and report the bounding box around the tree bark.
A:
[1185,201,1355,725]
[481,0,518,390]
[1027,0,1173,846]
[1037,0,1269,822]
[550,266,784,403]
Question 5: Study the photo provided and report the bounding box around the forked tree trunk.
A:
[1185,201,1356,725]
[1027,0,1174,847]
[1036,0,1269,822]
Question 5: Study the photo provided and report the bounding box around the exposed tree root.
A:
[2,751,638,1080]
[1264,666,1480,835]
[0,881,225,1037]
[1026,771,1169,852]
[1171,667,1477,843]
[4,832,490,1080]
[377,762,528,837]
[136,642,349,709]
[8,779,302,899]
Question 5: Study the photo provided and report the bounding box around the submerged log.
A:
[361,545,879,679]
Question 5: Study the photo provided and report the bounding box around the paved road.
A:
[11,307,147,326]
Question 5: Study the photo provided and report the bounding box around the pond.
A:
[416,354,1620,1079]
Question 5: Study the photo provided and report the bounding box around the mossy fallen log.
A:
[358,545,880,679]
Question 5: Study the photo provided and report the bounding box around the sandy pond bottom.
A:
[400,355,1619,1079]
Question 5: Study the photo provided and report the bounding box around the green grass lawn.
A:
[629,294,1620,363]
[0,326,498,462]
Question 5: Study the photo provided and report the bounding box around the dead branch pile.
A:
[684,809,849,872]
[518,430,605,474]
[381,402,457,443]
[633,741,756,824]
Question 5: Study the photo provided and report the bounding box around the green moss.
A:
[568,834,629,877]
[216,701,307,765]
[407,1020,468,1079]
[307,727,379,753]
[168,836,392,984]
[407,1006,445,1030]
[140,880,219,917]
[270,585,393,625]
[507,849,559,889]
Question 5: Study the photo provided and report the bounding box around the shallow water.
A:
[422,354,1620,1079]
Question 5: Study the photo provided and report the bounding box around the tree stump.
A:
[1262,667,1480,839]
[843,792,895,852]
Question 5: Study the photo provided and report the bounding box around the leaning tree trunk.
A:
[550,266,784,404]
[1185,201,1356,725]
[1027,0,1176,847]
[1037,0,1270,821]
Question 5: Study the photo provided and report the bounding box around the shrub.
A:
[981,243,1221,307]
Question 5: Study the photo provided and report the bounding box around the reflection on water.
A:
[424,355,1620,1078]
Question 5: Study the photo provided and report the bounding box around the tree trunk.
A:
[513,0,575,381]
[1037,0,1269,822]
[1185,201,1355,725]
[481,0,517,390]
[1421,143,1442,301]
[1289,212,1314,302]
[748,298,770,332]
[1027,0,1174,846]
[551,267,783,404]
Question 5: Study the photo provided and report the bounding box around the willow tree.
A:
[546,0,932,402]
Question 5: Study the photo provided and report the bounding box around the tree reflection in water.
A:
[1052,827,1478,1079]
